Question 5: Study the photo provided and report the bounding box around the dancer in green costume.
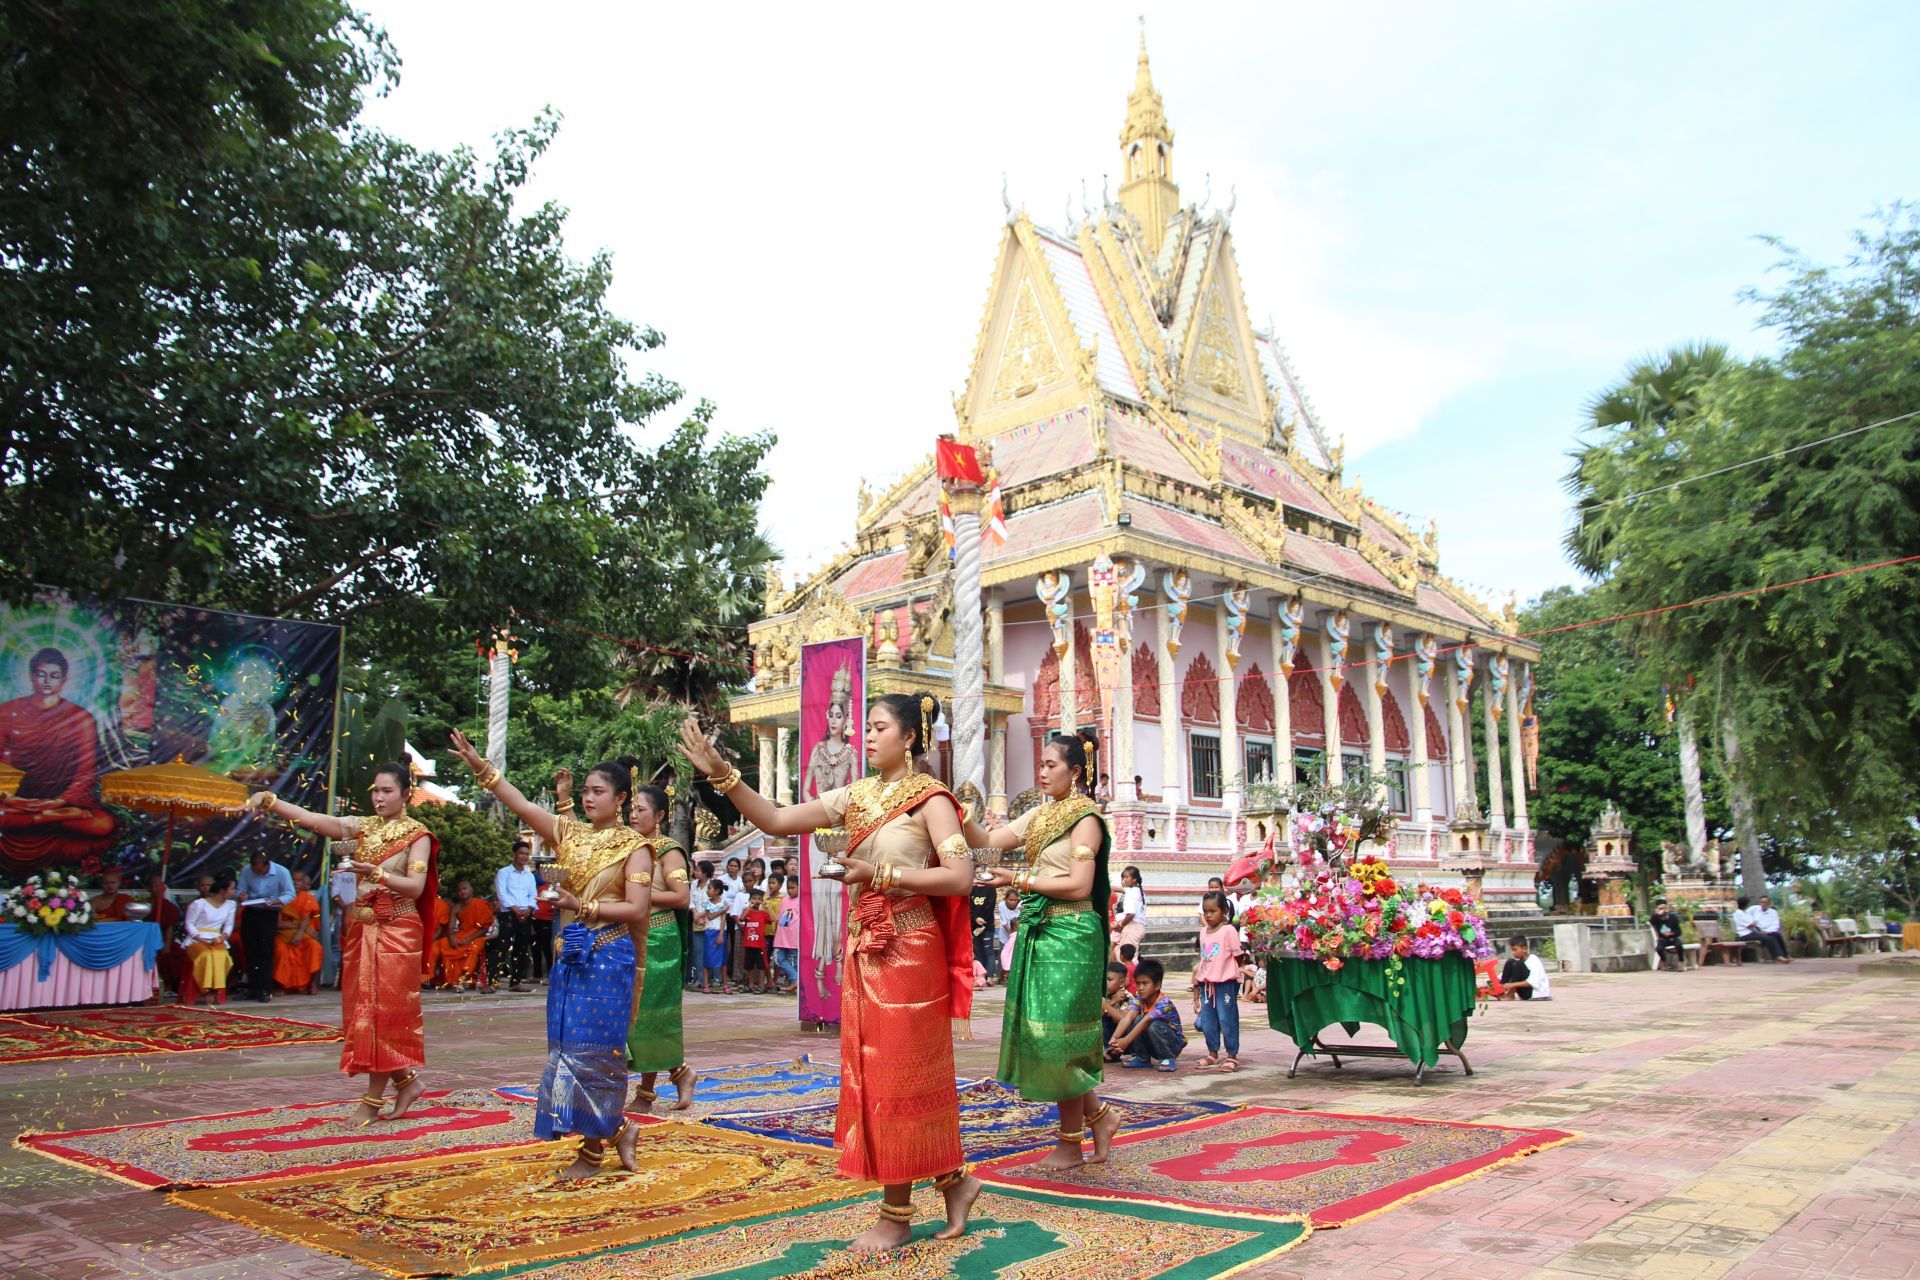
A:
[623,783,697,1109]
[964,733,1120,1171]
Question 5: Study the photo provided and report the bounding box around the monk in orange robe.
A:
[438,879,494,990]
[90,867,135,921]
[0,647,118,870]
[421,894,453,987]
[274,870,324,994]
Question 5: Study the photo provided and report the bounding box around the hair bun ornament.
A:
[1084,737,1098,759]
[919,693,936,754]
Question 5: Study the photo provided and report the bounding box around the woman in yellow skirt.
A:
[184,872,237,1003]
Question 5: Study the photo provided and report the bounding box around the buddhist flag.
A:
[939,491,956,559]
[986,469,1007,544]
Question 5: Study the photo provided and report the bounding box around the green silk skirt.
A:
[626,912,685,1073]
[997,903,1105,1102]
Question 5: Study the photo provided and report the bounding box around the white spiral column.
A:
[948,490,985,798]
[485,632,511,778]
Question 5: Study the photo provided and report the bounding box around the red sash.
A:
[845,776,973,1028]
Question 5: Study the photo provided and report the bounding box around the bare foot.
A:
[933,1174,983,1240]
[615,1123,639,1172]
[353,1099,383,1126]
[556,1153,599,1181]
[1032,1140,1085,1172]
[388,1074,428,1120]
[671,1067,698,1111]
[847,1215,912,1254]
[1087,1104,1123,1164]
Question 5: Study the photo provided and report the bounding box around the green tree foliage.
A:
[1567,208,1920,886]
[407,802,511,904]
[1521,585,1723,858]
[2,0,774,715]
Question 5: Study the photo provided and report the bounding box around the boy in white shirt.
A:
[1497,934,1552,1001]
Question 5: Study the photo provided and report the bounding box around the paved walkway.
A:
[2,956,1916,1279]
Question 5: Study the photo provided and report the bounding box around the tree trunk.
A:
[1719,702,1766,900]
[1677,706,1709,865]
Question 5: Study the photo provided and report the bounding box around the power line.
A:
[1574,408,1920,514]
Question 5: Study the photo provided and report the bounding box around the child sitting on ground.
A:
[1109,958,1186,1072]
[1101,960,1131,1061]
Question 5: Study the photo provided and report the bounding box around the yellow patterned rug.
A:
[468,1184,1309,1280]
[168,1127,862,1276]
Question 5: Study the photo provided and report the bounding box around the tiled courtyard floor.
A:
[2,955,1916,1279]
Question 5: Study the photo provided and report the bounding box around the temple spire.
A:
[1118,24,1180,256]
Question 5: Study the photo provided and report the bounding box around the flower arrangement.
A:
[3,869,97,936]
[1236,774,1493,975]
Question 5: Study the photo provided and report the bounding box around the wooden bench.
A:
[1694,919,1752,966]
[1816,916,1860,958]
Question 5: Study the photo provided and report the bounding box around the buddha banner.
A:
[796,637,864,1026]
[0,591,342,884]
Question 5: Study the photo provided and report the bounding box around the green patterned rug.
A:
[474,1183,1309,1280]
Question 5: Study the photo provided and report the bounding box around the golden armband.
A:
[1070,844,1097,862]
[936,834,970,865]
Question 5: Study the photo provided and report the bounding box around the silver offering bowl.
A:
[813,828,851,879]
[535,858,566,902]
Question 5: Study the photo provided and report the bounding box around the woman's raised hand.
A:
[553,768,573,805]
[678,715,721,776]
[244,791,276,815]
[448,729,486,771]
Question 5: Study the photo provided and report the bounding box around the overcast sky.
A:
[359,0,1918,605]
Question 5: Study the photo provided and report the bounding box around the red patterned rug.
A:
[0,1006,342,1064]
[976,1105,1577,1227]
[16,1089,558,1188]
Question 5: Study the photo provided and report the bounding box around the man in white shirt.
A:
[1743,894,1790,963]
[1731,897,1757,938]
[1498,934,1552,1001]
[490,840,539,992]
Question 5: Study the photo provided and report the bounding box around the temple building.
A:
[730,39,1542,913]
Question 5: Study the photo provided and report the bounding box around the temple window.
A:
[1292,747,1323,785]
[1385,758,1410,815]
[1243,738,1275,787]
[1189,732,1222,799]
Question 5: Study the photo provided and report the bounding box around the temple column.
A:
[1506,661,1529,831]
[1115,650,1137,803]
[1364,625,1387,795]
[1481,664,1506,829]
[775,725,793,806]
[1059,604,1077,735]
[989,716,1008,814]
[1445,660,1470,813]
[1320,629,1343,783]
[987,588,1005,684]
[1409,656,1432,821]
[1270,607,1294,783]
[1216,603,1241,811]
[1157,588,1183,809]
[756,727,776,796]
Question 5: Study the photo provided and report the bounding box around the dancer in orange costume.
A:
[247,762,437,1124]
[273,870,324,994]
[679,695,980,1253]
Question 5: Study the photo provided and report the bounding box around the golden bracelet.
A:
[473,764,501,790]
[373,867,388,885]
[709,766,742,793]
[582,900,600,922]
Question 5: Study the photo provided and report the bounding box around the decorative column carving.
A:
[1216,598,1241,810]
[1506,660,1529,832]
[1319,617,1344,783]
[756,727,776,797]
[1364,622,1391,794]
[1272,596,1301,784]
[1481,657,1506,830]
[1448,647,1474,817]
[1113,559,1146,803]
[775,725,793,806]
[1410,634,1436,821]
[948,487,986,799]
[989,716,1008,814]
[1157,581,1183,810]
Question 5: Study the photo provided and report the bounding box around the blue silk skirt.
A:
[536,924,636,1140]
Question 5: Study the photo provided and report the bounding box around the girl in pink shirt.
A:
[772,881,801,994]
[1193,891,1249,1070]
